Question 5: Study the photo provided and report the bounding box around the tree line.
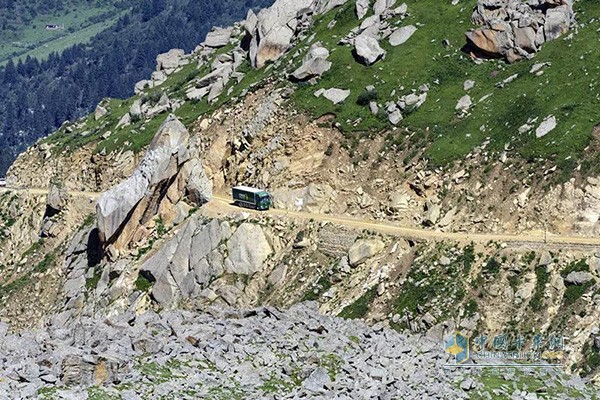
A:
[0,0,273,175]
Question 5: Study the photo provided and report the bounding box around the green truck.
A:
[232,186,272,211]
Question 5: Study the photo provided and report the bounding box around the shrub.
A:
[356,89,378,106]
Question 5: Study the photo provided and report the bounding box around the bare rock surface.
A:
[0,303,468,399]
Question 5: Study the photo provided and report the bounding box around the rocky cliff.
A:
[1,0,600,397]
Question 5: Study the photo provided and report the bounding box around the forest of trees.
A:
[0,0,273,175]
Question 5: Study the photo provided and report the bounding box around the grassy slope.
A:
[44,42,272,155]
[292,0,600,173]
[0,3,121,63]
[42,0,600,177]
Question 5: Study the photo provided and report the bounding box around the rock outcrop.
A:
[244,0,348,68]
[96,115,211,252]
[466,0,574,62]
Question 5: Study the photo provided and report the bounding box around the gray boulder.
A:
[389,25,417,46]
[455,95,472,112]
[565,271,594,285]
[315,88,351,105]
[354,34,386,65]
[356,0,370,19]
[348,239,385,266]
[245,0,314,68]
[94,105,108,120]
[374,0,396,15]
[156,49,187,73]
[291,43,332,81]
[204,27,233,48]
[535,116,556,138]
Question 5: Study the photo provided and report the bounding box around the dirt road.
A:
[3,187,599,248]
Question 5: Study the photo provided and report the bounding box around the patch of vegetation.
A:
[85,266,102,291]
[135,273,154,292]
[258,372,299,394]
[87,386,121,400]
[560,259,589,277]
[580,341,600,377]
[563,281,594,307]
[529,266,550,312]
[321,353,344,380]
[470,367,592,399]
[390,244,473,329]
[464,299,479,317]
[302,274,332,301]
[35,252,56,273]
[338,285,377,320]
[483,257,501,277]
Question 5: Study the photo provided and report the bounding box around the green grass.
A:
[338,285,377,319]
[8,12,125,65]
[0,4,122,63]
[302,274,332,301]
[470,368,593,399]
[290,0,600,175]
[560,259,590,277]
[135,274,154,292]
[529,265,550,312]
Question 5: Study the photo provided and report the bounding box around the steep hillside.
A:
[0,0,275,176]
[1,0,600,397]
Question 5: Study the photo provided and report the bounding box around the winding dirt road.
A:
[3,187,599,248]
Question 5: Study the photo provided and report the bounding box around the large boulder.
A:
[46,183,69,215]
[245,0,347,68]
[356,0,370,19]
[354,34,386,65]
[245,0,314,68]
[315,88,351,104]
[204,27,233,48]
[389,25,417,46]
[291,43,332,81]
[96,115,212,250]
[348,239,385,266]
[466,0,574,62]
[225,223,273,275]
[156,49,187,74]
[564,271,595,285]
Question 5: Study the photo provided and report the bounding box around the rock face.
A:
[226,223,273,275]
[466,0,574,62]
[291,43,332,81]
[96,115,212,250]
[137,217,273,307]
